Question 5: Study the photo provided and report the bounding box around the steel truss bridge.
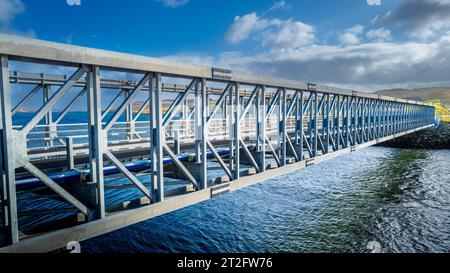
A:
[0,34,435,252]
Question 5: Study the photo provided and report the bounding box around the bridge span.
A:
[0,34,435,252]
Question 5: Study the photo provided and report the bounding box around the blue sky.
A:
[4,0,398,55]
[2,0,450,91]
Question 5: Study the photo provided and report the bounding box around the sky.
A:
[1,0,450,92]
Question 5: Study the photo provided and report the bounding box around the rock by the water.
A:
[378,121,450,149]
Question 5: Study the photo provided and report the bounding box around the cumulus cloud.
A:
[225,12,315,48]
[168,32,450,91]
[169,4,450,92]
[162,0,189,8]
[366,28,392,42]
[221,37,450,91]
[339,25,364,45]
[260,19,315,48]
[225,13,260,45]
[375,0,450,38]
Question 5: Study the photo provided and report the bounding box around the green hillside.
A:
[376,87,450,105]
[425,100,450,122]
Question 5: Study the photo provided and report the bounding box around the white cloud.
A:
[366,28,392,42]
[162,0,189,8]
[225,12,315,48]
[225,13,260,45]
[0,0,35,37]
[375,0,450,38]
[269,0,291,12]
[339,25,364,45]
[168,32,450,91]
[169,5,450,92]
[367,0,381,6]
[0,0,24,24]
[230,37,450,91]
[260,19,314,48]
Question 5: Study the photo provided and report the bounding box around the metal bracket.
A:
[12,130,28,168]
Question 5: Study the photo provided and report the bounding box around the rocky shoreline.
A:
[378,121,450,149]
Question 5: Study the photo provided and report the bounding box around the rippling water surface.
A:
[78,147,450,253]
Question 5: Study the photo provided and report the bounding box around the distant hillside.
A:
[376,87,450,105]
[425,99,450,121]
[130,100,172,115]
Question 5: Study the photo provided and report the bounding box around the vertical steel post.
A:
[345,96,350,147]
[281,88,287,165]
[384,101,388,137]
[388,101,392,135]
[402,104,408,131]
[150,73,164,202]
[233,83,240,180]
[367,99,371,140]
[334,95,343,151]
[324,94,330,153]
[361,98,366,142]
[257,86,266,172]
[182,100,189,138]
[353,96,357,145]
[393,102,397,133]
[296,90,304,160]
[400,103,405,132]
[200,78,207,189]
[43,84,52,147]
[87,65,105,219]
[195,80,201,163]
[308,93,313,153]
[277,90,282,159]
[313,92,318,157]
[125,90,133,140]
[173,130,180,155]
[393,102,396,134]
[65,137,75,170]
[228,83,234,176]
[206,92,210,119]
[0,55,19,244]
[375,99,379,139]
[392,102,395,133]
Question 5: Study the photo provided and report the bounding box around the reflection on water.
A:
[80,147,450,253]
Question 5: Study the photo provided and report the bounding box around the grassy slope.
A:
[377,87,450,122]
[425,99,450,121]
[376,87,450,105]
